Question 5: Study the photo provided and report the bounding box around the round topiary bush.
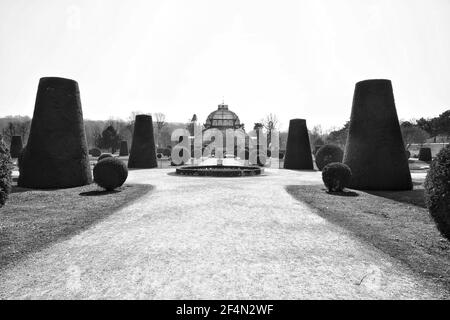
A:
[90,148,101,157]
[419,147,432,162]
[315,144,344,171]
[93,157,128,191]
[314,145,323,155]
[424,145,450,239]
[0,139,12,207]
[98,153,113,161]
[322,162,352,192]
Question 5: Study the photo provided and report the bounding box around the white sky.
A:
[0,0,449,131]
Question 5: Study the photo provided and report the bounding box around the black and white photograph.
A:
[0,0,449,310]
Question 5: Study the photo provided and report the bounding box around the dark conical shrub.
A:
[18,77,92,188]
[315,144,344,171]
[128,115,157,168]
[424,145,450,239]
[343,79,412,190]
[10,136,23,158]
[283,119,313,170]
[94,157,128,191]
[418,147,432,162]
[0,139,12,207]
[322,162,352,192]
[119,140,129,156]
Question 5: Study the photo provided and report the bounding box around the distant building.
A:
[203,103,244,132]
[202,103,247,156]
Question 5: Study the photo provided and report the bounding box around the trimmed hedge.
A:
[0,139,12,207]
[18,77,92,189]
[424,145,450,239]
[128,115,157,168]
[119,141,129,156]
[93,157,128,191]
[314,145,323,155]
[10,136,23,158]
[418,147,432,162]
[315,144,343,171]
[322,162,352,192]
[98,153,113,161]
[157,148,171,157]
[343,79,412,190]
[284,119,314,170]
[89,148,101,157]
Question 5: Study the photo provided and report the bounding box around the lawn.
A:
[0,182,152,270]
[286,179,450,292]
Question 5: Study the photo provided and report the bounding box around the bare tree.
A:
[16,120,30,143]
[400,121,429,149]
[261,113,279,147]
[154,112,167,147]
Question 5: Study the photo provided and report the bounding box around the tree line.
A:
[1,109,448,153]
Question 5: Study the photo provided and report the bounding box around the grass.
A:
[0,182,152,270]
[286,178,450,292]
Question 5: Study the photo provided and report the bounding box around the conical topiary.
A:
[128,115,157,168]
[343,79,412,190]
[418,147,432,162]
[283,119,314,170]
[18,77,92,188]
[119,140,129,156]
[10,135,23,158]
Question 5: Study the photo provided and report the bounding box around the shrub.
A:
[18,77,92,189]
[424,145,450,239]
[89,148,101,157]
[119,141,129,156]
[405,150,411,159]
[93,157,128,191]
[315,144,344,171]
[98,153,113,161]
[314,145,323,155]
[0,139,12,207]
[419,147,432,162]
[18,146,26,171]
[284,119,314,170]
[343,79,412,190]
[322,162,352,192]
[128,114,157,169]
[10,136,23,158]
[157,148,171,157]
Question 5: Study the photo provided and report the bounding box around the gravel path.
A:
[0,169,446,299]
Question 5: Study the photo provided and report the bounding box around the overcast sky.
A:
[0,0,449,131]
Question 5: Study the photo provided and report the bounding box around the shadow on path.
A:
[285,184,450,294]
[0,184,153,271]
